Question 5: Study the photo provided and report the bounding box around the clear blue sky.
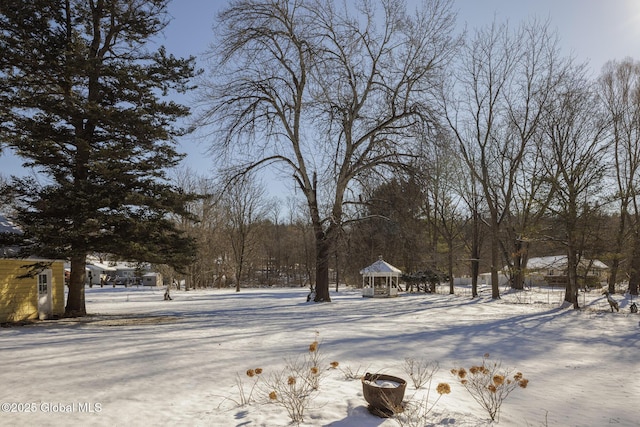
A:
[2,0,639,183]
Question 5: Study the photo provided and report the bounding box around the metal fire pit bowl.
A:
[361,372,407,417]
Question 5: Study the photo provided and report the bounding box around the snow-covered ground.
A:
[1,285,638,426]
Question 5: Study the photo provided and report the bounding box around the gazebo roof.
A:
[360,258,402,277]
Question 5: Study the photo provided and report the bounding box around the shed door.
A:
[37,270,52,320]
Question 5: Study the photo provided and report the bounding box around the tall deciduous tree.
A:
[0,0,198,316]
[599,58,640,296]
[443,19,568,299]
[199,0,459,302]
[171,168,223,290]
[540,65,608,309]
[222,174,271,292]
[443,20,519,300]
[424,138,467,294]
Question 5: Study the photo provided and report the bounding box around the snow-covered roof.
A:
[85,260,117,272]
[0,214,22,235]
[85,255,145,271]
[360,258,402,276]
[0,214,22,257]
[143,272,161,277]
[524,256,608,271]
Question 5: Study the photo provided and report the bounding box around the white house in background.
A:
[84,256,151,287]
[84,258,117,286]
[516,255,609,286]
[361,257,402,298]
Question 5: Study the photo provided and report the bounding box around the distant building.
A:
[519,255,609,287]
[84,255,150,287]
[142,272,163,287]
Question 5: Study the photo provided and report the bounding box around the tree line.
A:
[196,0,640,307]
[1,1,639,318]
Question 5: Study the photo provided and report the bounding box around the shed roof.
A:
[360,258,402,276]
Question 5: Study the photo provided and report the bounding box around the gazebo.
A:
[360,257,402,298]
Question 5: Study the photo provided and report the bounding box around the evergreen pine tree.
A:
[0,0,198,316]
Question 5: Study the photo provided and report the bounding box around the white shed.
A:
[361,257,402,298]
[142,272,163,287]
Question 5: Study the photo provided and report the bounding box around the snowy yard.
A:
[0,285,638,426]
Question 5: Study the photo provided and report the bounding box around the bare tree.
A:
[443,19,568,299]
[598,58,640,296]
[499,20,568,290]
[469,177,485,297]
[171,167,225,290]
[418,133,467,294]
[222,174,271,292]
[286,196,316,287]
[501,137,556,290]
[443,20,519,299]
[198,0,459,302]
[540,65,609,309]
[434,172,468,294]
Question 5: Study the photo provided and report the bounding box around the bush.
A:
[393,382,451,427]
[402,357,439,389]
[451,354,529,422]
[228,333,332,425]
[262,365,317,425]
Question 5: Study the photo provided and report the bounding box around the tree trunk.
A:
[235,269,241,292]
[607,209,627,293]
[627,230,640,295]
[314,235,331,302]
[471,259,479,298]
[511,240,526,290]
[490,227,501,299]
[305,169,334,303]
[470,209,480,298]
[65,254,87,317]
[235,247,244,292]
[607,257,621,294]
[564,248,579,309]
[448,243,454,294]
[335,251,340,293]
[512,264,525,290]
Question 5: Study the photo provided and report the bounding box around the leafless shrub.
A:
[339,364,369,381]
[256,333,330,425]
[261,363,317,425]
[451,354,529,422]
[403,358,439,389]
[235,368,264,405]
[393,382,451,427]
[215,367,264,408]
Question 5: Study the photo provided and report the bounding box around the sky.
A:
[1,0,639,187]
